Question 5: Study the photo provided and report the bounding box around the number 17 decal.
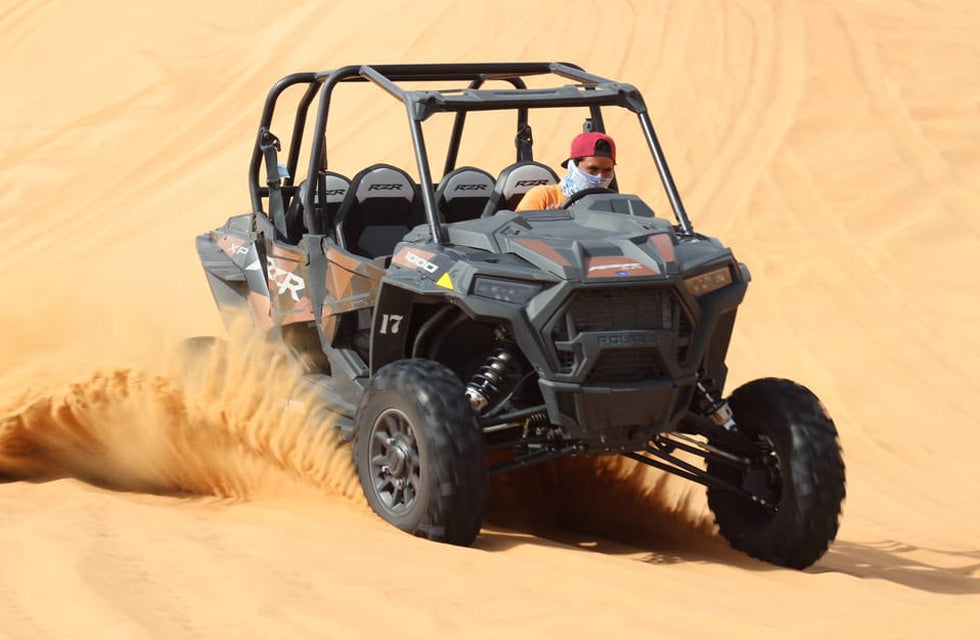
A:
[379,314,404,334]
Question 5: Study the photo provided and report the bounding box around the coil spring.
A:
[519,411,551,438]
[523,412,549,427]
[466,347,517,412]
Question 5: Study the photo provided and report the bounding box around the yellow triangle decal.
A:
[436,272,454,290]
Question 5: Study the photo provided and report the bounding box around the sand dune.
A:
[2,0,979,637]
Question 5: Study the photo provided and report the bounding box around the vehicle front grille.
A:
[568,287,677,332]
[550,286,693,382]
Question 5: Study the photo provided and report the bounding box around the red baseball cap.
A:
[564,132,616,167]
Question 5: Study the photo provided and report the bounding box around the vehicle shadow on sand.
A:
[477,458,979,593]
[475,520,745,568]
[476,526,980,595]
[815,540,980,595]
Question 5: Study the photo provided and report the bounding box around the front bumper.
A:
[538,375,697,450]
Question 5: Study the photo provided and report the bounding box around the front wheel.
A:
[353,359,488,546]
[706,378,845,569]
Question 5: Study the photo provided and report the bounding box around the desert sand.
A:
[2,0,979,637]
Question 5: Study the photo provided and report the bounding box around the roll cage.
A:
[248,62,693,244]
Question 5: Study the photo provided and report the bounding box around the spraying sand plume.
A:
[0,333,363,503]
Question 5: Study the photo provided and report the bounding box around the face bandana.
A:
[560,162,614,198]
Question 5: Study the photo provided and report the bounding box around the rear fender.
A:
[196,233,273,331]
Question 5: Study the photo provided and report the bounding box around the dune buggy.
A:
[195,63,845,569]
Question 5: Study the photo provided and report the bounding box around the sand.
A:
[1,0,978,637]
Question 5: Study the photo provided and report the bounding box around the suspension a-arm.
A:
[623,431,775,509]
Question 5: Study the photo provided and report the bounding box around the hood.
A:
[443,201,680,282]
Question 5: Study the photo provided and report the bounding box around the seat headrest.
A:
[321,172,350,205]
[316,171,350,235]
[351,164,415,203]
[497,162,559,200]
[437,167,495,204]
[435,167,496,223]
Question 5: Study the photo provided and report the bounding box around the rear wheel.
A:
[706,378,845,569]
[353,359,488,545]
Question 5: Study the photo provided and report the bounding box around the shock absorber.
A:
[697,381,736,431]
[466,347,519,413]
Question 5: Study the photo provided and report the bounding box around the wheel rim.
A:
[367,408,421,515]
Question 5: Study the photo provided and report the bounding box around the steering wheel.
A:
[560,187,616,209]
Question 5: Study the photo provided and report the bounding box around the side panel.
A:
[266,243,315,326]
[320,244,386,341]
[369,283,418,373]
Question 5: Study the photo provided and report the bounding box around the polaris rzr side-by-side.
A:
[195,63,845,569]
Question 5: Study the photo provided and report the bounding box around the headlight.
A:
[472,276,543,304]
[684,266,733,296]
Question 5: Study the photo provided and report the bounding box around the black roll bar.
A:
[249,72,318,213]
[443,76,532,176]
[244,62,694,244]
[638,112,693,235]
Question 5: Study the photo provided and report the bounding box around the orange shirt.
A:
[516,183,564,211]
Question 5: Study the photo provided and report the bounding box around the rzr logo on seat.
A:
[515,179,549,187]
[324,189,347,196]
[454,183,487,191]
[368,183,403,191]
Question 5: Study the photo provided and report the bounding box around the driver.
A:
[516,132,616,210]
